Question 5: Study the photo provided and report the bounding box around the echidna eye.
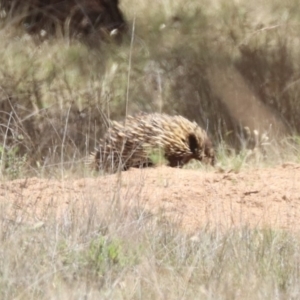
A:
[188,134,198,154]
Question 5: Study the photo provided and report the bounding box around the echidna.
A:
[88,113,215,173]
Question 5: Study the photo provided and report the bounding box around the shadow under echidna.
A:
[88,113,215,173]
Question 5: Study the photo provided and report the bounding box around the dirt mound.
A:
[1,163,300,232]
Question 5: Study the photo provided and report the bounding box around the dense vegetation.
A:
[1,0,300,176]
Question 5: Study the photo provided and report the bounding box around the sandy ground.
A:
[1,163,300,232]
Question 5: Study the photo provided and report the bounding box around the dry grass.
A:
[1,0,300,176]
[1,0,300,174]
[1,183,300,300]
[1,0,300,298]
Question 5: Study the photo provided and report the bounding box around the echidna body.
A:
[89,113,215,172]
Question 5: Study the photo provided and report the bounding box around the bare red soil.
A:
[1,163,300,232]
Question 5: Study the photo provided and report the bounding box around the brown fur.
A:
[89,113,215,173]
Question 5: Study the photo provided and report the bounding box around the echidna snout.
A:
[203,138,216,166]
